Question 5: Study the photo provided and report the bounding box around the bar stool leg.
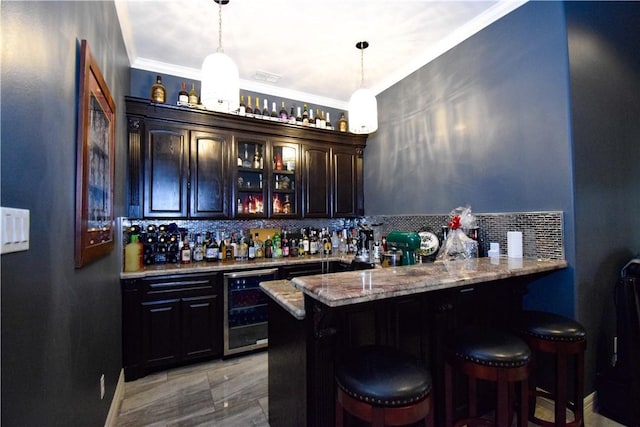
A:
[445,361,453,427]
[336,398,344,427]
[519,377,529,427]
[575,350,585,426]
[496,371,509,427]
[556,349,568,427]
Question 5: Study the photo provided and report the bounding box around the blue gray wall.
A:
[565,0,640,390]
[366,0,640,395]
[1,1,129,425]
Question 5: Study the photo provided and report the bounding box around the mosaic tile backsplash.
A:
[121,211,564,260]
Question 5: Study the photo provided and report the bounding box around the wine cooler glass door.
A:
[223,268,277,356]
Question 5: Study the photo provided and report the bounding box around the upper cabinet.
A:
[126,97,366,219]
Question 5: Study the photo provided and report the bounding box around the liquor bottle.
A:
[264,235,273,258]
[242,144,252,168]
[323,232,332,255]
[282,231,289,257]
[237,197,243,214]
[178,82,189,104]
[279,102,288,121]
[188,83,198,105]
[288,106,296,124]
[271,101,278,119]
[180,234,191,264]
[124,235,143,272]
[273,195,282,214]
[239,95,246,116]
[224,236,234,261]
[325,112,333,130]
[193,234,204,262]
[296,106,303,124]
[262,99,269,117]
[273,232,282,258]
[337,112,348,132]
[310,230,319,255]
[309,109,316,127]
[254,97,262,118]
[246,95,254,115]
[205,235,219,262]
[283,194,292,214]
[302,104,309,125]
[319,111,327,129]
[150,75,166,103]
[275,153,283,170]
[253,145,262,169]
[218,235,225,261]
[302,230,310,254]
[248,234,256,260]
[254,233,264,258]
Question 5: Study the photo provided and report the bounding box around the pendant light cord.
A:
[360,46,365,88]
[217,0,224,53]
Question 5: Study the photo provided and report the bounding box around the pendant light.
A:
[348,41,378,134]
[201,0,239,113]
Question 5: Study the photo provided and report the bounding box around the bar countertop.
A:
[260,257,567,317]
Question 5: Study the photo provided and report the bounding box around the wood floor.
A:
[114,350,623,427]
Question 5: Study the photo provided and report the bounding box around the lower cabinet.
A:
[122,273,222,381]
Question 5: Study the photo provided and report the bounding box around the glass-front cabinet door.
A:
[234,138,266,217]
[270,140,299,218]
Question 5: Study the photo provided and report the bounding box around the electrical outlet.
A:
[100,374,105,400]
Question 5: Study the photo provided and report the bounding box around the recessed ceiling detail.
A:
[115,0,527,106]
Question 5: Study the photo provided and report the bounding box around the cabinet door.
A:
[190,131,228,218]
[144,123,189,217]
[303,146,331,217]
[270,141,299,218]
[181,294,222,360]
[234,138,267,218]
[141,299,181,368]
[333,149,357,217]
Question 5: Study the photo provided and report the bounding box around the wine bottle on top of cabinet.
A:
[271,102,278,120]
[309,109,316,127]
[150,75,166,103]
[254,97,261,117]
[288,106,296,124]
[178,82,189,104]
[279,102,289,121]
[239,95,246,116]
[302,104,309,125]
[188,83,198,105]
[325,112,333,130]
[246,96,254,115]
[262,99,270,118]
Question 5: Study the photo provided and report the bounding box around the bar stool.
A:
[335,345,434,427]
[515,310,587,427]
[444,326,531,427]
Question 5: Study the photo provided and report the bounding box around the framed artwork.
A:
[75,40,116,268]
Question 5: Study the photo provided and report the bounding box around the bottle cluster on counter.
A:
[123,224,370,271]
[148,74,349,132]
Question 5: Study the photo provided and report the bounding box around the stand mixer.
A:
[385,231,421,265]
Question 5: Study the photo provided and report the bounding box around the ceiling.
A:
[115,0,527,109]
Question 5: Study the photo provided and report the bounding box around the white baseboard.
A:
[104,369,125,427]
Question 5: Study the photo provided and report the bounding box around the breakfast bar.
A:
[261,257,567,427]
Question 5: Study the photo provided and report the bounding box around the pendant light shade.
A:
[201,0,239,113]
[348,88,378,134]
[201,52,239,112]
[348,41,378,134]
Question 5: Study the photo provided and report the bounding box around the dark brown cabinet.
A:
[122,273,222,381]
[126,97,366,219]
[303,146,331,217]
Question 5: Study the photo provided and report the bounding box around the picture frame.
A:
[75,40,116,268]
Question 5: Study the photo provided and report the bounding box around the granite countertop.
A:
[260,257,567,318]
[120,254,353,279]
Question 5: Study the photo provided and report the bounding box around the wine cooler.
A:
[223,268,277,356]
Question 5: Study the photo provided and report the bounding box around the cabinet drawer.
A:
[141,274,218,300]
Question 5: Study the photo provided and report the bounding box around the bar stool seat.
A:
[335,345,434,427]
[515,310,586,427]
[445,326,531,427]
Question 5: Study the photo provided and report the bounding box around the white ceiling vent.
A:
[253,70,282,84]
